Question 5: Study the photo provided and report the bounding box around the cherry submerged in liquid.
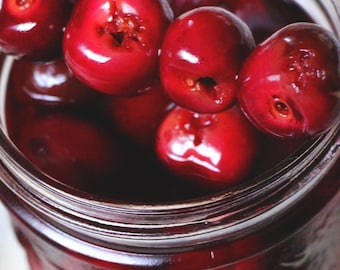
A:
[1,1,339,270]
[3,0,313,204]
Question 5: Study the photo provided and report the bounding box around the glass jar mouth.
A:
[0,0,339,250]
[0,119,339,249]
[294,0,340,36]
[0,53,339,248]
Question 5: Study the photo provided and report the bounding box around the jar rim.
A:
[0,0,340,249]
[0,88,339,248]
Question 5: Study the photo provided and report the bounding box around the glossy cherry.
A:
[104,80,174,148]
[237,22,340,139]
[160,6,255,113]
[155,105,260,189]
[167,0,225,17]
[16,114,122,192]
[9,57,99,107]
[224,0,312,43]
[0,0,72,60]
[63,0,173,95]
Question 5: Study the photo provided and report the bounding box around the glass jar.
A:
[0,0,339,269]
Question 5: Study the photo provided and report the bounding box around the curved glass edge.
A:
[0,0,339,250]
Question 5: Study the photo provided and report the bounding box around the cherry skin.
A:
[168,0,311,43]
[15,113,123,193]
[224,0,312,43]
[237,22,340,139]
[63,0,173,95]
[0,0,72,60]
[167,0,225,17]
[9,57,99,107]
[160,6,255,114]
[155,105,260,189]
[104,80,175,149]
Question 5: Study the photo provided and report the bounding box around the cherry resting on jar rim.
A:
[0,0,339,269]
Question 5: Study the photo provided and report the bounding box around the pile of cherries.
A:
[0,0,339,203]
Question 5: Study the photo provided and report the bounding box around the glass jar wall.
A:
[0,0,339,269]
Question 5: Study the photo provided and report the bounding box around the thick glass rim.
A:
[0,0,339,250]
[0,57,339,249]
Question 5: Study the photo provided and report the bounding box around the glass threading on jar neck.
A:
[0,0,339,252]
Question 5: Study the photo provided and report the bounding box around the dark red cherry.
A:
[0,0,72,60]
[237,22,340,139]
[63,0,173,95]
[224,0,312,43]
[9,57,99,107]
[16,114,122,192]
[104,80,174,149]
[155,105,260,189]
[160,6,255,113]
[167,0,225,17]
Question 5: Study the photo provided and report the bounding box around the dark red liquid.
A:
[0,1,339,270]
